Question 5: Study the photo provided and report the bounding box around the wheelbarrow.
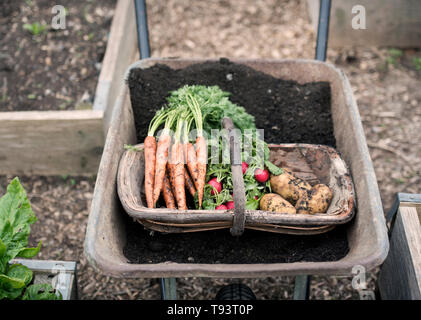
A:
[84,0,389,300]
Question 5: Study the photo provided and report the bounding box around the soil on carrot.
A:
[125,59,348,264]
[0,0,116,112]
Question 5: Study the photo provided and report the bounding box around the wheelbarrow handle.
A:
[222,117,246,237]
[134,0,151,59]
[315,0,331,62]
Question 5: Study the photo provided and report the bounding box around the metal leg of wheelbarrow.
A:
[160,278,178,300]
[293,275,310,300]
[159,276,310,300]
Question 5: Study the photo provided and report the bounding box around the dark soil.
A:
[125,59,348,265]
[0,0,116,111]
[128,58,335,146]
[124,219,349,264]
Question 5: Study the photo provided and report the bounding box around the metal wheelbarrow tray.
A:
[84,58,389,278]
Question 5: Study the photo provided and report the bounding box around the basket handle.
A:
[222,117,246,236]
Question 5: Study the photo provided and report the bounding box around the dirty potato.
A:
[270,169,312,204]
[259,193,296,214]
[296,184,333,214]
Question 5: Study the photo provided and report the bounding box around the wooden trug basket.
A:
[117,118,355,236]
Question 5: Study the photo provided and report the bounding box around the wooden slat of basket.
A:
[246,224,335,235]
[143,219,231,228]
[139,220,230,233]
[139,219,334,235]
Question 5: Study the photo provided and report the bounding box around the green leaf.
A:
[7,264,33,286]
[23,283,62,300]
[0,273,25,289]
[0,239,5,258]
[0,286,24,300]
[0,177,38,267]
[0,264,32,299]
[264,160,283,176]
[16,241,41,258]
[245,198,259,210]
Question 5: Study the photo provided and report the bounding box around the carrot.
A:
[144,108,167,208]
[170,141,187,210]
[152,109,177,206]
[183,114,199,190]
[184,167,197,198]
[162,171,176,209]
[186,143,199,186]
[144,136,156,208]
[186,94,207,207]
[195,135,207,207]
[167,162,176,196]
[171,114,188,210]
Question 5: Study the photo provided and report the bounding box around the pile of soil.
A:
[128,58,335,146]
[125,59,348,265]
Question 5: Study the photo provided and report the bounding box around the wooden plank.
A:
[378,206,421,300]
[93,0,139,135]
[0,110,104,175]
[307,0,421,48]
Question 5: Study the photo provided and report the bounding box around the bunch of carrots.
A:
[144,88,207,210]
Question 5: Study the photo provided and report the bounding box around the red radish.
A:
[255,196,259,200]
[208,177,222,195]
[216,204,227,210]
[254,168,269,183]
[242,162,248,174]
[225,201,235,210]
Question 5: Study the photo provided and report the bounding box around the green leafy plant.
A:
[413,57,421,71]
[386,48,403,66]
[23,22,48,36]
[0,177,62,300]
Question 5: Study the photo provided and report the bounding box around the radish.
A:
[208,177,222,195]
[242,162,248,174]
[254,168,269,183]
[225,201,235,210]
[216,204,227,210]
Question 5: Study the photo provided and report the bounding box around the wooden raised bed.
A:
[0,0,138,176]
[11,259,78,300]
[84,58,389,278]
[378,202,421,299]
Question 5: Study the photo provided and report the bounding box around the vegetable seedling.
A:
[23,22,48,36]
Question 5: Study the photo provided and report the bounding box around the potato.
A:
[259,193,296,214]
[270,169,312,204]
[295,184,333,214]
